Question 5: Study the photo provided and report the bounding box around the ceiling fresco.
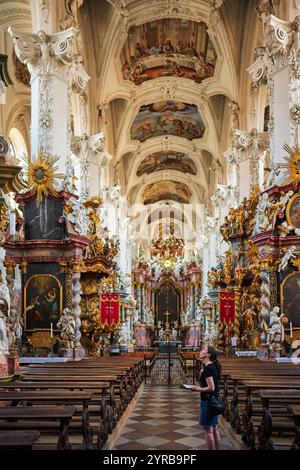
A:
[131,101,205,142]
[137,151,197,176]
[143,180,192,205]
[122,18,217,85]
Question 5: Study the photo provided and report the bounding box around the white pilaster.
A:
[248,14,300,164]
[9,27,90,174]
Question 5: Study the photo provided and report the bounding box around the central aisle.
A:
[113,385,234,450]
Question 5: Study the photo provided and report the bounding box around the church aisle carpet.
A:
[113,385,234,450]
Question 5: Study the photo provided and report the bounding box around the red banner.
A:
[100,294,120,326]
[219,291,235,324]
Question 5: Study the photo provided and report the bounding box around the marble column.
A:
[248,14,300,166]
[9,27,90,174]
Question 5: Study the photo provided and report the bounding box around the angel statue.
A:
[278,246,298,272]
[57,308,76,349]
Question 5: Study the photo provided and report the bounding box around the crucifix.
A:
[164,310,171,329]
[164,310,171,321]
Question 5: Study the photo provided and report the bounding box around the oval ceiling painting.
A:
[137,151,197,177]
[143,180,192,205]
[122,18,217,85]
[131,101,205,142]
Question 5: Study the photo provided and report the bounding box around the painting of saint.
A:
[24,275,62,331]
[287,194,300,229]
[131,101,205,142]
[281,273,300,328]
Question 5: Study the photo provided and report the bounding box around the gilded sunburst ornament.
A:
[283,144,300,184]
[21,150,64,204]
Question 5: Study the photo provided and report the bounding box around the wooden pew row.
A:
[0,357,145,450]
[216,359,300,450]
[0,430,40,450]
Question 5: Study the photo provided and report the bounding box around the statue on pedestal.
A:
[57,307,76,349]
[267,306,285,353]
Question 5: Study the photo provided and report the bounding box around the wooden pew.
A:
[0,431,40,449]
[257,390,300,450]
[0,406,75,450]
[287,405,300,450]
[0,390,94,450]
[0,381,111,449]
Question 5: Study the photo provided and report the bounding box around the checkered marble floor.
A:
[113,385,234,450]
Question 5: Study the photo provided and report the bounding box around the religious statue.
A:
[57,307,76,349]
[119,322,130,346]
[218,321,227,347]
[0,269,10,316]
[171,327,178,340]
[158,327,164,340]
[253,192,272,234]
[267,306,285,352]
[241,307,257,332]
[8,307,23,352]
[0,298,9,355]
[220,216,231,242]
[64,197,89,236]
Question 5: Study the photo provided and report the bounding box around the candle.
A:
[290,322,293,338]
[50,322,53,338]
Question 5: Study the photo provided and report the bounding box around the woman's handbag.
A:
[207,393,225,417]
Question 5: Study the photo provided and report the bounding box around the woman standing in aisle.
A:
[192,345,222,450]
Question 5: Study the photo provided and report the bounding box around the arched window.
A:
[8,128,27,165]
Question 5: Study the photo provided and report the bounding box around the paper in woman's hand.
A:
[182,384,194,389]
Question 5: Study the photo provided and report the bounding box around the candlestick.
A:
[290,322,293,338]
[50,322,53,338]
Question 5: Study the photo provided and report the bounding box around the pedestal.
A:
[7,353,20,376]
[257,345,269,360]
[0,354,8,378]
[74,345,86,359]
[59,348,74,358]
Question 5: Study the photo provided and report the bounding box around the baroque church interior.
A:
[1,0,300,454]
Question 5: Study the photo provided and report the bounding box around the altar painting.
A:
[24,274,62,331]
[281,272,300,328]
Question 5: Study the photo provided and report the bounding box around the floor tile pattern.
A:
[113,385,234,450]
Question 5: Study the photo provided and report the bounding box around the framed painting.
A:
[286,193,300,229]
[281,272,300,328]
[24,274,63,331]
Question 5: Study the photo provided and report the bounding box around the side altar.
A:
[4,155,90,357]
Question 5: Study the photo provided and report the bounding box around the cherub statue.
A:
[278,246,298,272]
[56,308,76,349]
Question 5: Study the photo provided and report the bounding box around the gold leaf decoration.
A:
[21,149,64,204]
[283,144,300,184]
